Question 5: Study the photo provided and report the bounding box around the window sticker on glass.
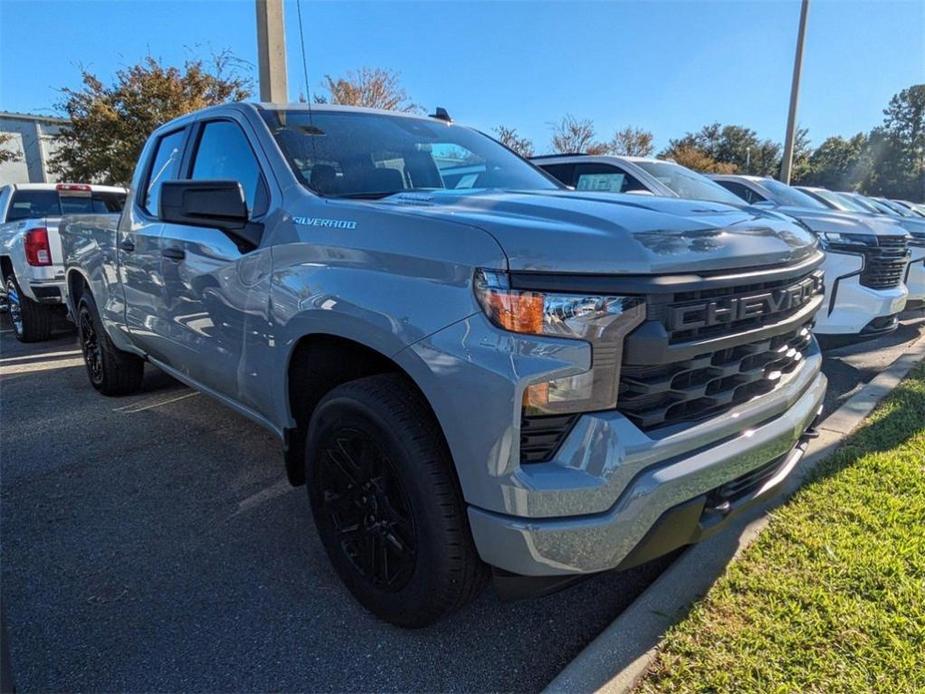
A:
[576,173,626,193]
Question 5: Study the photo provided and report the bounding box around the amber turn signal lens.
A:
[483,291,545,334]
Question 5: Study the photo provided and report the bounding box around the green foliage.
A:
[639,365,925,692]
[661,123,781,176]
[49,53,251,185]
[862,85,925,200]
[0,132,22,164]
[798,133,870,190]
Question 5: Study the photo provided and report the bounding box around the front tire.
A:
[5,274,54,343]
[77,293,144,395]
[305,374,486,627]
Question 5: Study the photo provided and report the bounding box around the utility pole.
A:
[780,0,810,184]
[255,0,288,103]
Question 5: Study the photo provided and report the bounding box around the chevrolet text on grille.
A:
[667,275,823,331]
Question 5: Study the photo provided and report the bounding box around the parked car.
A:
[796,186,925,308]
[62,103,827,626]
[891,199,925,217]
[531,153,748,206]
[0,183,126,341]
[533,157,909,340]
[712,175,911,338]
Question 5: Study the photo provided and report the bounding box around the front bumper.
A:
[467,366,826,576]
[814,250,907,335]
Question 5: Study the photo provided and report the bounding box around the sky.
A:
[1,0,923,152]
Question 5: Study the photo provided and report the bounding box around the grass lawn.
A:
[638,363,925,693]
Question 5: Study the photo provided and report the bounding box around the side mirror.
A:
[752,200,776,209]
[160,180,260,247]
[625,189,655,196]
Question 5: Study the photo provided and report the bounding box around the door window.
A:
[190,121,268,217]
[573,163,648,194]
[143,129,186,215]
[539,163,576,187]
[717,180,765,204]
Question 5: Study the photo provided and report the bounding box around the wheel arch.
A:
[66,268,92,314]
[282,331,452,487]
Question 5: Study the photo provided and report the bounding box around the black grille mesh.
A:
[618,322,814,431]
[520,414,579,463]
[860,236,909,290]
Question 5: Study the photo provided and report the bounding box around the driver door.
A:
[155,117,272,405]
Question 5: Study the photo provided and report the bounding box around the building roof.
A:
[0,111,70,124]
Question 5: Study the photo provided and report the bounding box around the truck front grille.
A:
[648,270,824,344]
[619,322,814,431]
[860,236,910,290]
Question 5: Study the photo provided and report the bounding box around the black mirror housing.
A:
[160,180,249,231]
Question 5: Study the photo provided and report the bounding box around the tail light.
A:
[24,227,51,266]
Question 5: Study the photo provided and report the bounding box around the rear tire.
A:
[305,373,486,627]
[6,274,54,343]
[77,292,144,395]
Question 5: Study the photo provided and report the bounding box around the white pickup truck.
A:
[0,183,126,341]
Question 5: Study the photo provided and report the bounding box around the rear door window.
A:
[143,129,187,215]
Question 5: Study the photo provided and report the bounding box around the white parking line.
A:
[0,357,86,376]
[233,478,295,516]
[115,391,199,413]
[0,349,82,364]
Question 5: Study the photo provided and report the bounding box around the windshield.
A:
[802,188,856,212]
[260,109,559,198]
[634,160,745,205]
[835,192,878,213]
[760,179,828,209]
[877,199,915,217]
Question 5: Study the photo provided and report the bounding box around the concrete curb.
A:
[544,333,925,694]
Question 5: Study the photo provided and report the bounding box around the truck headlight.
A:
[474,269,646,415]
[821,232,877,249]
[908,233,925,248]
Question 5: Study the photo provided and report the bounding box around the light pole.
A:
[780,0,810,184]
[255,0,288,103]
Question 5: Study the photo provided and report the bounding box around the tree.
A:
[665,144,736,174]
[788,127,814,183]
[550,114,608,154]
[801,133,870,190]
[609,126,654,157]
[49,53,251,185]
[0,133,21,164]
[661,123,780,176]
[493,125,534,157]
[862,84,925,200]
[316,67,418,112]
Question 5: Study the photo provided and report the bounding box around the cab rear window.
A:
[6,190,126,222]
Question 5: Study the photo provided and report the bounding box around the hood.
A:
[378,189,819,274]
[775,205,909,238]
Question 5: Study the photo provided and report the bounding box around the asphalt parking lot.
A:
[2,309,924,693]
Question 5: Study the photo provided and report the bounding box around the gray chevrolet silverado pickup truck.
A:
[62,103,827,627]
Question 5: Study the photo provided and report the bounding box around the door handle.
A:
[162,247,185,261]
[119,239,135,253]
